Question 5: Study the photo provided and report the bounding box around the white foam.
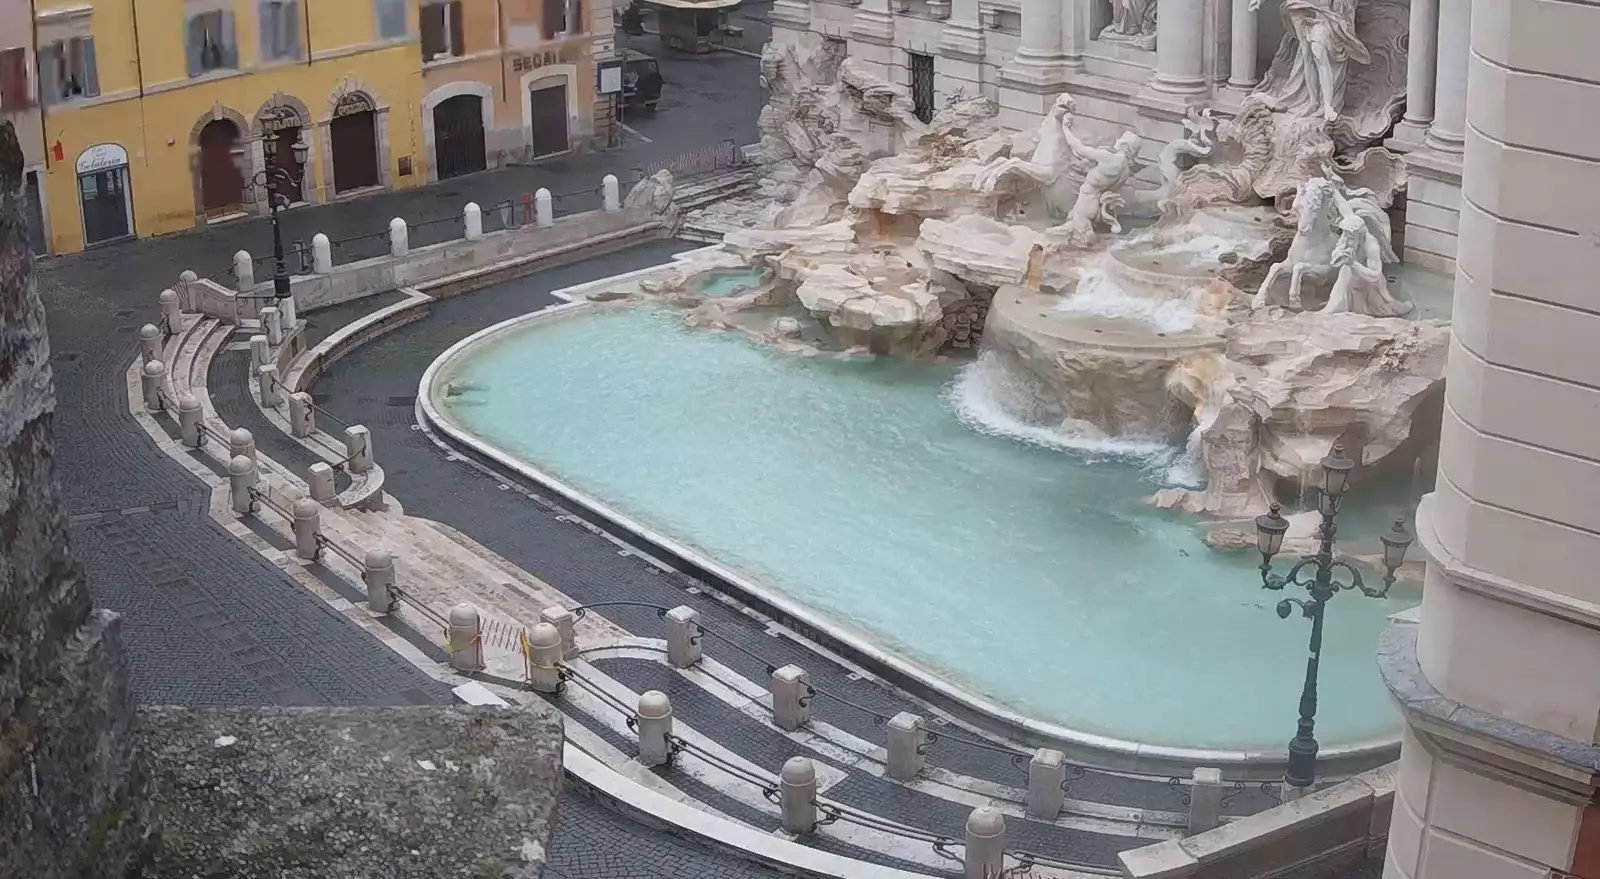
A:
[1059,269,1201,334]
[945,353,1178,464]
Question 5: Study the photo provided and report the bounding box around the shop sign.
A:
[75,143,129,175]
[332,93,376,118]
[511,50,575,74]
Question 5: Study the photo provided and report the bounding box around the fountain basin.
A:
[421,298,1415,778]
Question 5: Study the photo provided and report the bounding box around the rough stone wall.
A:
[0,119,156,877]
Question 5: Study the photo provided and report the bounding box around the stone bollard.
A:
[964,807,1006,879]
[389,217,409,257]
[179,269,198,288]
[535,188,553,227]
[770,664,812,731]
[228,427,257,465]
[291,498,320,560]
[464,202,483,240]
[158,288,182,336]
[635,690,674,767]
[312,233,332,273]
[447,603,485,672]
[1026,748,1068,820]
[228,455,257,514]
[602,174,620,211]
[234,250,255,292]
[525,622,564,693]
[278,292,297,328]
[1188,768,1224,835]
[664,606,702,668]
[364,549,396,613]
[250,334,270,370]
[258,365,282,408]
[344,425,373,474]
[140,360,166,411]
[177,393,203,448]
[288,392,315,437]
[540,606,578,660]
[779,757,819,835]
[138,323,163,363]
[885,712,927,782]
[261,306,283,347]
[308,462,337,503]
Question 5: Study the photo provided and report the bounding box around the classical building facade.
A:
[34,0,425,255]
[2,0,51,252]
[767,0,1469,270]
[1380,0,1600,873]
[418,0,614,185]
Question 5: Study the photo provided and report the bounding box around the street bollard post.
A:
[363,549,396,613]
[464,202,483,240]
[291,498,320,560]
[312,233,332,273]
[344,425,373,474]
[964,807,1006,879]
[250,334,270,370]
[257,365,282,408]
[635,690,674,767]
[540,606,577,660]
[140,360,166,412]
[447,603,485,672]
[288,392,315,437]
[1188,767,1224,836]
[307,462,336,503]
[770,664,812,731]
[177,393,203,448]
[261,306,283,347]
[885,712,926,782]
[664,606,702,668]
[158,288,182,335]
[525,622,564,693]
[602,174,621,211]
[779,757,819,835]
[228,455,257,514]
[228,427,256,466]
[389,218,409,257]
[138,323,162,363]
[1026,748,1068,820]
[535,188,553,227]
[233,251,254,293]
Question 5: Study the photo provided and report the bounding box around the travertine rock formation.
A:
[0,119,157,879]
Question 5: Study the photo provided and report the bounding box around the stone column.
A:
[1424,0,1470,152]
[1227,0,1258,90]
[1013,0,1068,77]
[1153,0,1208,93]
[1394,0,1438,141]
[850,0,897,82]
[1383,1,1600,874]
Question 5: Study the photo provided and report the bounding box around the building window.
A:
[542,0,568,38]
[259,0,302,62]
[421,1,465,60]
[908,51,934,123]
[375,0,408,38]
[0,47,31,110]
[187,10,238,76]
[39,37,98,105]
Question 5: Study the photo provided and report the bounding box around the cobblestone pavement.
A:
[300,239,1293,872]
[38,30,761,280]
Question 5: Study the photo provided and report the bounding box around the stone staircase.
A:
[673,167,760,241]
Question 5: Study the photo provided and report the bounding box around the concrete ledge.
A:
[1118,766,1393,879]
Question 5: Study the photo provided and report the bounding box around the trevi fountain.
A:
[423,0,1452,773]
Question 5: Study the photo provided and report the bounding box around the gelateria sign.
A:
[511,49,577,74]
[76,143,129,175]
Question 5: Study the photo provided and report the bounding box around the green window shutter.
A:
[38,43,60,104]
[81,37,99,96]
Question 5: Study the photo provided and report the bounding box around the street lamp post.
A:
[1254,442,1414,796]
[242,111,310,303]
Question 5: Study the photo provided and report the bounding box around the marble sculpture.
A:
[633,17,1446,529]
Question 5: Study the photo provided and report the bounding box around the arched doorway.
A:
[329,92,381,193]
[433,94,487,181]
[528,79,569,157]
[258,105,307,203]
[198,118,245,215]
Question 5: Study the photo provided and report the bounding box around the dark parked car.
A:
[622,49,663,111]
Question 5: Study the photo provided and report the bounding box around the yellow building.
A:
[36,0,425,254]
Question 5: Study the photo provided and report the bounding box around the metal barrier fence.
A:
[635,138,745,181]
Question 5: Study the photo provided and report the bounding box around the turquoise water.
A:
[694,267,768,297]
[438,306,1418,749]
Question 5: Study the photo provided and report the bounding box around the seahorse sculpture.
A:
[1158,101,1277,222]
[1148,107,1217,208]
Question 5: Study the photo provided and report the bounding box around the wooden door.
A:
[330,111,381,193]
[198,118,244,215]
[433,95,487,180]
[528,85,569,157]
